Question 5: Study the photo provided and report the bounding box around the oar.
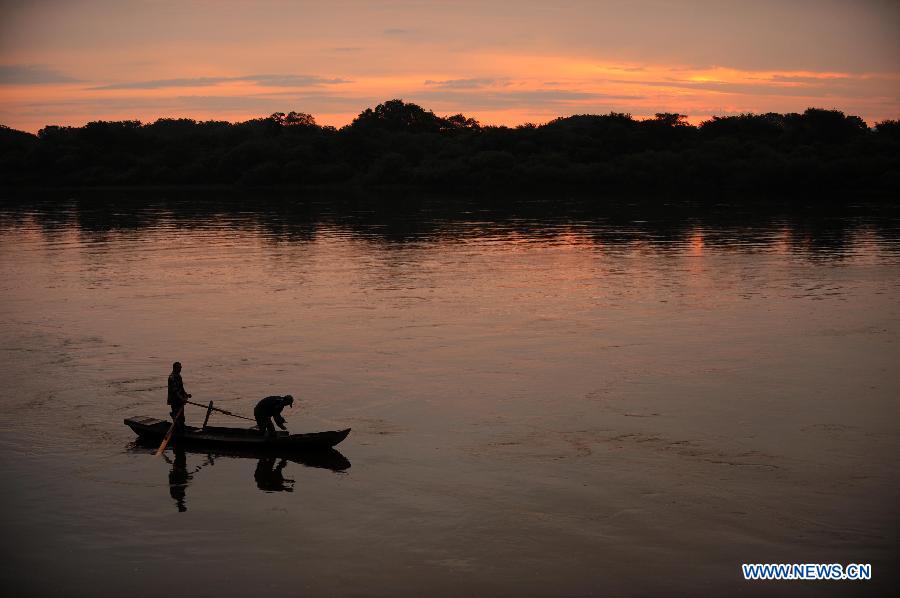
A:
[183,399,254,422]
[155,406,184,457]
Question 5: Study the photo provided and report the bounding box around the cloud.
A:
[424,78,505,89]
[18,92,372,116]
[610,74,892,98]
[90,74,350,90]
[415,88,645,110]
[250,74,350,87]
[383,28,411,36]
[13,87,645,124]
[0,65,79,85]
[768,74,850,84]
[90,76,229,90]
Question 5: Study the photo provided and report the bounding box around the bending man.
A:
[254,395,294,437]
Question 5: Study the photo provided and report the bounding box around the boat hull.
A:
[125,415,350,451]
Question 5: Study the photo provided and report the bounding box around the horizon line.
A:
[3,101,893,135]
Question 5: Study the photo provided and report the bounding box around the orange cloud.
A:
[3,52,898,132]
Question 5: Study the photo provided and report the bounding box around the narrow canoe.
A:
[125,415,350,450]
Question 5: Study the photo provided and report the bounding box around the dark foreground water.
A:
[1,194,898,596]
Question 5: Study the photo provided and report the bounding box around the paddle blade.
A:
[155,407,183,456]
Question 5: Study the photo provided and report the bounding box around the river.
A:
[1,193,898,596]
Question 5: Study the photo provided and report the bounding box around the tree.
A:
[350,99,446,133]
[284,111,316,126]
[652,113,689,127]
[444,114,480,130]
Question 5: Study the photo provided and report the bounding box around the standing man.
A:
[167,361,192,433]
[254,395,294,437]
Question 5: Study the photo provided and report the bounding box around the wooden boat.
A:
[124,415,351,451]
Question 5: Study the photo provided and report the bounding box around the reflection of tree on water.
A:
[254,457,295,492]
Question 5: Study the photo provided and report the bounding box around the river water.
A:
[0,193,898,596]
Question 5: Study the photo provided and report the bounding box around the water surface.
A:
[1,194,898,596]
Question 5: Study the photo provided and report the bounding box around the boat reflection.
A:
[129,439,350,512]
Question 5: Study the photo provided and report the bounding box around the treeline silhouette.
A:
[1,100,898,194]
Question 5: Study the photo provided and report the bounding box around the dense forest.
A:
[1,100,898,195]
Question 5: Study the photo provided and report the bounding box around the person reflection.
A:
[167,447,190,512]
[254,456,295,492]
[162,448,212,512]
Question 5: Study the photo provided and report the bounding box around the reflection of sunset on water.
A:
[688,232,705,257]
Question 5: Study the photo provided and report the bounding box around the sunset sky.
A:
[1,0,898,132]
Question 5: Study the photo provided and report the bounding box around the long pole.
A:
[155,406,184,457]
[183,399,254,421]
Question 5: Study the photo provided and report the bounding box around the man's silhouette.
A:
[167,361,192,433]
[253,395,293,437]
